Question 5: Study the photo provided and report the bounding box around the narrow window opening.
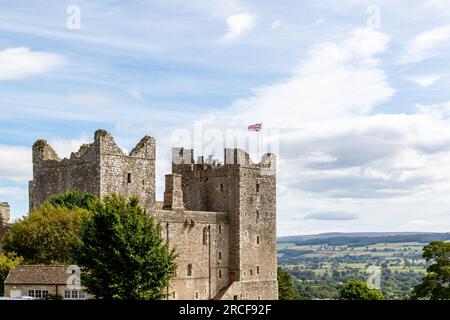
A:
[127,173,132,183]
[256,236,260,245]
[187,264,192,276]
[203,227,208,245]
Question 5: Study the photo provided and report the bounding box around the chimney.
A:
[163,174,184,210]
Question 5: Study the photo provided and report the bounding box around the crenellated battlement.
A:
[29,129,156,210]
[27,129,278,300]
[172,147,276,173]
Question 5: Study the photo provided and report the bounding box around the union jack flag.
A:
[248,123,262,131]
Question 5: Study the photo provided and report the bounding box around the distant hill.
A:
[278,232,450,247]
[278,232,432,242]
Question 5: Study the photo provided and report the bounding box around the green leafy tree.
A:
[339,280,384,300]
[412,241,450,300]
[278,267,300,300]
[73,195,176,300]
[3,206,89,264]
[0,252,23,296]
[43,191,97,210]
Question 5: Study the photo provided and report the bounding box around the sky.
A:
[1,0,450,236]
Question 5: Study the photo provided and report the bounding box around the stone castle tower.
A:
[0,202,10,233]
[28,129,278,300]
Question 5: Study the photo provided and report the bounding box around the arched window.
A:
[218,269,222,279]
[203,227,208,245]
[187,264,192,277]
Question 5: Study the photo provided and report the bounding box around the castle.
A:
[0,202,10,241]
[28,129,278,300]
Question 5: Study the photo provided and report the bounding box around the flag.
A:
[248,123,262,131]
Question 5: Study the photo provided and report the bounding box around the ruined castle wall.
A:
[29,140,100,210]
[0,202,10,225]
[152,210,229,300]
[0,202,10,245]
[98,132,155,207]
[29,130,156,211]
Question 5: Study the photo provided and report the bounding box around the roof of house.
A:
[4,265,70,285]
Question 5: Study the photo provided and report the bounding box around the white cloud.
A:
[127,88,143,100]
[315,18,326,26]
[192,27,450,234]
[0,47,64,80]
[271,19,282,30]
[48,136,91,159]
[406,74,441,87]
[0,187,27,199]
[304,211,359,220]
[399,24,450,64]
[220,13,256,43]
[0,145,31,183]
[426,0,450,10]
[208,28,393,128]
[67,94,111,106]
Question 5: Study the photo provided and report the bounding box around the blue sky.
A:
[1,0,450,236]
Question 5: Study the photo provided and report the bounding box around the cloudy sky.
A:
[1,0,450,236]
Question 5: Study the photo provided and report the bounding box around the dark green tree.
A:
[43,191,97,211]
[339,280,384,300]
[277,267,300,300]
[412,241,450,300]
[3,206,89,264]
[73,195,176,300]
[0,252,23,296]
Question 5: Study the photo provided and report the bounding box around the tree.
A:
[339,280,384,300]
[0,252,23,296]
[3,206,89,264]
[412,241,450,300]
[277,267,300,300]
[73,195,176,300]
[43,190,97,211]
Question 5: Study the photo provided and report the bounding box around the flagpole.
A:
[257,123,261,160]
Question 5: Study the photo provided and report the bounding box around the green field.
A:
[277,237,432,299]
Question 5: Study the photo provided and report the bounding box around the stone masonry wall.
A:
[27,130,278,300]
[172,148,278,299]
[29,138,100,211]
[0,202,9,226]
[152,210,229,300]
[29,130,155,210]
[97,130,155,207]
